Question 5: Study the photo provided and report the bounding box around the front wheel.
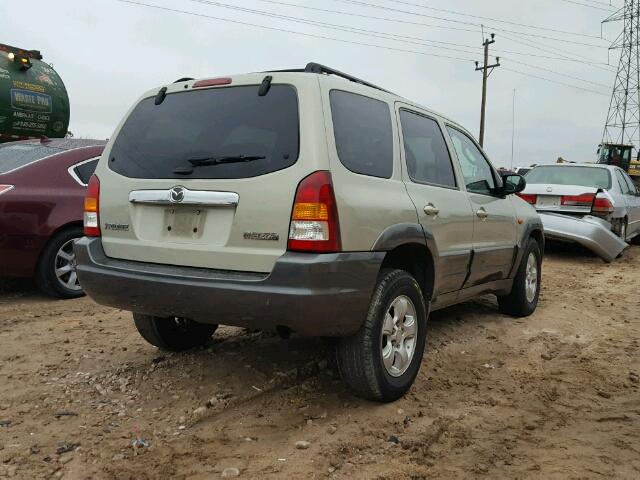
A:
[498,238,542,317]
[133,313,218,351]
[336,269,428,402]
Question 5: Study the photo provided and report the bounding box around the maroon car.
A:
[0,138,105,298]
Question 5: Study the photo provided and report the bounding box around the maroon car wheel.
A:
[35,227,85,299]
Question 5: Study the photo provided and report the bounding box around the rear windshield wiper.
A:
[188,155,265,166]
[173,155,266,174]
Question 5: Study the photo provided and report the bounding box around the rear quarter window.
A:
[330,90,393,178]
[72,158,99,185]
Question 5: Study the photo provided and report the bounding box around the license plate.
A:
[536,195,561,207]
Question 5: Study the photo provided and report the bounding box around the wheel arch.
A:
[372,223,437,302]
[34,221,84,271]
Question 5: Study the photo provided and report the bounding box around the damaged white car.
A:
[518,163,640,260]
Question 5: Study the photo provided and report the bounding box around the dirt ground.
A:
[0,245,639,480]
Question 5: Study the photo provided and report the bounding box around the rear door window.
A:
[108,85,299,179]
[330,90,393,178]
[0,143,60,173]
[399,110,456,187]
[620,170,638,195]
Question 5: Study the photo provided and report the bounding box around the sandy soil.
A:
[0,245,639,479]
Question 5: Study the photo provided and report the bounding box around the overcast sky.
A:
[2,0,623,167]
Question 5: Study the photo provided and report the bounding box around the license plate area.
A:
[164,207,206,239]
[536,195,561,207]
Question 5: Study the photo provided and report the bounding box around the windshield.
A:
[525,166,611,189]
[0,143,61,174]
[108,85,299,179]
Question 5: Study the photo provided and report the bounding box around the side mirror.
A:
[500,174,526,196]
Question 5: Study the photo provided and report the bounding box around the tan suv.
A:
[76,63,543,402]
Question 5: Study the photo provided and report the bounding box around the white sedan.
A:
[519,163,640,242]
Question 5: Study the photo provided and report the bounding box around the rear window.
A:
[525,166,611,189]
[330,90,393,178]
[0,143,60,174]
[108,85,299,179]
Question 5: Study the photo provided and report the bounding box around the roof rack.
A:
[269,62,392,94]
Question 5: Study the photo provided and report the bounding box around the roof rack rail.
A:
[267,63,392,94]
[304,63,391,93]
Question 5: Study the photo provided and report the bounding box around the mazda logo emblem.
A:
[170,186,185,203]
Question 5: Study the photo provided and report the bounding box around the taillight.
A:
[517,193,537,205]
[592,195,614,214]
[287,171,341,253]
[561,193,595,206]
[0,185,14,195]
[84,174,100,237]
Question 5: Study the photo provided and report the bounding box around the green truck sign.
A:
[0,44,70,142]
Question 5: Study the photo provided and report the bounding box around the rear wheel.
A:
[133,313,217,351]
[336,269,427,402]
[498,238,541,317]
[35,227,85,299]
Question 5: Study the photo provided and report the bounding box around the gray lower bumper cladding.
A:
[539,213,627,262]
[74,237,384,337]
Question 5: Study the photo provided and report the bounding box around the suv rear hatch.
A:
[97,74,326,273]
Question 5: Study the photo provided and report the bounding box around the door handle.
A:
[476,207,489,219]
[423,204,440,216]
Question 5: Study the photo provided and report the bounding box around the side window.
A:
[73,159,99,185]
[446,126,496,195]
[621,170,638,195]
[615,170,629,193]
[330,90,393,178]
[399,110,456,187]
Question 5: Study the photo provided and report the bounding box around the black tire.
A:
[498,238,542,317]
[35,226,85,299]
[133,313,218,351]
[336,269,428,402]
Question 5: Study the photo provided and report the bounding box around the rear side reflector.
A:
[288,171,341,253]
[561,193,595,207]
[0,185,14,195]
[84,174,101,237]
[192,77,232,88]
[517,193,537,205]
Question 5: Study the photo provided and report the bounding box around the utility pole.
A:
[475,33,500,147]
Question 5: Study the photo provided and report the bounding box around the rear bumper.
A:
[539,213,627,262]
[75,237,384,337]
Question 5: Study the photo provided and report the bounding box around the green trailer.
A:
[0,43,70,142]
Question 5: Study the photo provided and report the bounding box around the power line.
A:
[187,0,613,88]
[499,31,617,72]
[331,0,610,47]
[248,0,615,69]
[110,0,476,63]
[108,0,613,97]
[503,67,610,95]
[557,0,617,11]
[383,0,608,39]
[506,58,611,88]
